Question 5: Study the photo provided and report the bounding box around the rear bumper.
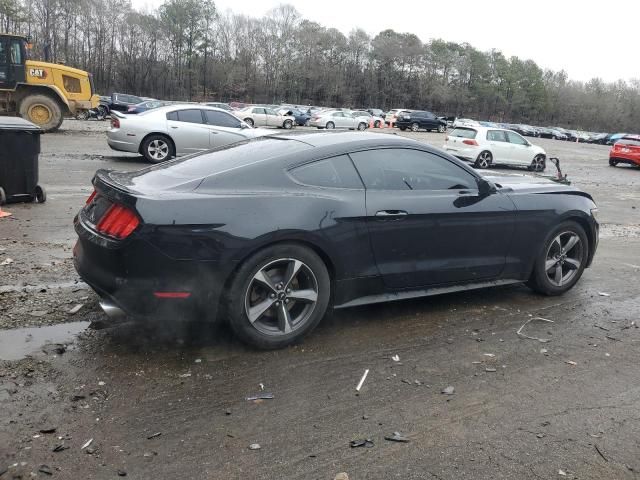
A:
[73,214,224,323]
[444,145,478,161]
[610,156,640,166]
[107,136,139,153]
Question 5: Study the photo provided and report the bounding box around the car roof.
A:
[271,130,423,149]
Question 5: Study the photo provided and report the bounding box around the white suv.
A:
[444,126,547,171]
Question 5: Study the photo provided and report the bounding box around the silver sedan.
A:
[107,105,272,163]
[308,110,369,130]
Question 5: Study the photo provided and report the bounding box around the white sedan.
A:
[235,106,295,129]
[107,105,271,163]
[444,126,547,171]
[308,110,369,130]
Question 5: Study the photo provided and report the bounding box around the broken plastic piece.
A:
[517,317,554,343]
[356,369,369,392]
[384,432,410,443]
[246,393,274,401]
[597,292,610,297]
[391,355,400,362]
[81,438,93,450]
[350,439,374,448]
[248,443,261,450]
[442,386,455,395]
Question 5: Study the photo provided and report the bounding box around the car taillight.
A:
[96,204,139,239]
[111,116,120,128]
[85,189,97,205]
[463,139,479,146]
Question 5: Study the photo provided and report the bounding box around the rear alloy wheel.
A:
[411,122,419,132]
[225,244,330,349]
[283,119,293,129]
[527,221,588,296]
[609,158,618,167]
[325,121,335,130]
[141,135,174,163]
[475,151,492,169]
[530,154,546,172]
[357,122,366,131]
[437,124,446,133]
[244,118,254,127]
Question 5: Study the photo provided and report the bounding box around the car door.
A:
[486,130,510,162]
[422,112,437,129]
[350,148,516,288]
[264,108,281,127]
[505,131,532,164]
[251,107,267,126]
[165,108,211,154]
[203,109,251,147]
[331,111,347,128]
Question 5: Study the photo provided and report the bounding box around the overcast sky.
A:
[131,0,636,83]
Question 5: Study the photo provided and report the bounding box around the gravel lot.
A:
[0,120,639,479]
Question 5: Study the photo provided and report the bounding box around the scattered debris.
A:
[442,386,455,395]
[68,304,84,314]
[594,444,608,462]
[391,355,400,362]
[558,469,567,476]
[85,446,96,454]
[81,438,93,450]
[143,451,157,458]
[42,343,66,355]
[178,373,191,378]
[98,381,106,386]
[225,409,232,416]
[483,353,495,357]
[517,317,554,343]
[194,358,202,363]
[259,383,264,391]
[350,439,374,448]
[536,433,545,438]
[485,367,497,372]
[597,292,610,297]
[0,258,13,266]
[146,432,162,439]
[540,348,548,354]
[356,369,369,392]
[248,443,261,450]
[38,465,52,475]
[594,324,610,332]
[52,444,69,452]
[565,360,577,366]
[605,335,621,342]
[71,394,86,402]
[384,432,410,443]
[334,473,349,480]
[362,415,369,420]
[246,393,274,401]
[29,310,48,317]
[117,469,127,476]
[39,427,56,434]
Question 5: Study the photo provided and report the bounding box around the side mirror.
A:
[478,178,496,197]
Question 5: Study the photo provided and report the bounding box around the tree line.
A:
[2,0,638,132]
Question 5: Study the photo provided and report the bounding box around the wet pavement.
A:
[0,120,639,479]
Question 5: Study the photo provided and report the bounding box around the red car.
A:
[609,135,640,167]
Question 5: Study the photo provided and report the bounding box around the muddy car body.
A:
[74,132,598,348]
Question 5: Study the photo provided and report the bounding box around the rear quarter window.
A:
[449,128,477,139]
[289,155,363,189]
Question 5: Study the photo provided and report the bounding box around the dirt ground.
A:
[0,120,639,479]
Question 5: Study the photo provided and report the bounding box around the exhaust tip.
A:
[99,299,126,320]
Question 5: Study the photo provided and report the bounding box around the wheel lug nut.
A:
[285,299,289,304]
[286,288,291,293]
[270,293,276,299]
[275,301,280,306]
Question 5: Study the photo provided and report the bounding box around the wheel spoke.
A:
[554,265,563,286]
[565,258,580,270]
[563,234,579,252]
[276,303,293,334]
[283,260,303,289]
[545,259,557,272]
[551,236,562,254]
[248,298,275,323]
[288,289,318,303]
[253,269,277,292]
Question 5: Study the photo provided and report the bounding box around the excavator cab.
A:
[0,35,27,90]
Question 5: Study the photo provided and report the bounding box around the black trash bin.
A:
[0,116,46,205]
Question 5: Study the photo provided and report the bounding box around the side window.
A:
[9,40,22,64]
[289,155,363,189]
[332,112,342,117]
[487,130,507,142]
[205,110,242,128]
[350,149,476,191]
[506,131,528,145]
[166,111,178,121]
[62,75,81,93]
[265,108,277,115]
[176,109,204,124]
[252,107,265,114]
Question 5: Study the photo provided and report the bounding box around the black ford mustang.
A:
[74,132,598,348]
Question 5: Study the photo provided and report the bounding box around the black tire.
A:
[357,122,366,131]
[304,119,310,127]
[0,187,6,205]
[437,124,446,133]
[529,154,546,172]
[141,134,175,163]
[283,119,293,129]
[97,105,108,120]
[474,151,492,169]
[526,221,588,296]
[374,120,381,128]
[224,243,331,349]
[609,158,618,167]
[35,185,46,203]
[244,118,254,127]
[76,110,89,120]
[399,126,407,131]
[326,121,335,130]
[19,94,64,132]
[411,122,419,132]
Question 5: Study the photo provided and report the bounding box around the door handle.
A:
[375,210,408,217]
[170,126,178,129]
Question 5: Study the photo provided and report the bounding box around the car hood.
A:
[483,172,592,199]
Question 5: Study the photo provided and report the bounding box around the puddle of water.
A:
[0,321,89,361]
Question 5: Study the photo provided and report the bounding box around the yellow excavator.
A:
[0,34,99,132]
